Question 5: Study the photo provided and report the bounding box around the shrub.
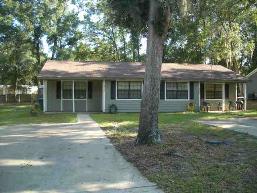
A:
[30,103,42,116]
[187,102,195,112]
[109,104,118,113]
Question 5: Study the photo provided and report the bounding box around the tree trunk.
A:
[110,27,119,61]
[251,30,257,71]
[51,36,58,60]
[136,0,170,145]
[131,29,140,62]
[121,30,127,61]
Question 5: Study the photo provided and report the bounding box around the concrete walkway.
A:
[199,118,257,137]
[0,114,162,193]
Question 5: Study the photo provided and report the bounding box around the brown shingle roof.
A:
[38,60,246,82]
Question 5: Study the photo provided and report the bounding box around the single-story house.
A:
[246,68,257,99]
[38,60,247,113]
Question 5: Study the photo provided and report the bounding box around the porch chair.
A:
[201,101,211,112]
[217,102,222,111]
[236,100,244,110]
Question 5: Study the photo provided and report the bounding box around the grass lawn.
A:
[91,111,257,193]
[0,105,77,126]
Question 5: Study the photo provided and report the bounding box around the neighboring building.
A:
[38,60,247,113]
[246,68,257,99]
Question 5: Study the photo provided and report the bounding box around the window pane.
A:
[75,81,86,99]
[63,81,72,99]
[206,84,222,99]
[166,90,177,99]
[117,81,142,99]
[177,83,188,90]
[130,82,142,99]
[177,91,188,99]
[117,82,129,99]
[166,82,188,99]
[166,82,176,90]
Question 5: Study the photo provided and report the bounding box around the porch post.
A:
[86,80,88,112]
[222,83,225,112]
[235,83,238,101]
[198,82,201,111]
[72,80,75,113]
[102,80,106,112]
[244,83,247,111]
[43,80,47,112]
[61,80,63,112]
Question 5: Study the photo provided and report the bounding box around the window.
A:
[205,84,222,99]
[166,82,188,99]
[117,81,142,99]
[56,81,61,99]
[75,81,86,99]
[88,81,93,99]
[62,81,72,99]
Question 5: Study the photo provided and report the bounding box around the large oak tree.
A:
[108,0,188,144]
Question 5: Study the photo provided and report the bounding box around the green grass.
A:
[91,111,257,193]
[91,110,257,133]
[0,105,77,126]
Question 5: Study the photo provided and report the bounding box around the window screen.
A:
[117,81,142,99]
[62,81,72,99]
[205,84,222,99]
[166,82,188,99]
[75,81,86,99]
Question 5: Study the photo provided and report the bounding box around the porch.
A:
[43,79,106,112]
[199,82,247,112]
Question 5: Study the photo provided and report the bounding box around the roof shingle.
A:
[38,60,246,82]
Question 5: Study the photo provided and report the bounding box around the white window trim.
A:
[204,82,223,100]
[198,82,201,110]
[72,80,75,112]
[244,83,247,111]
[116,80,143,100]
[102,79,105,112]
[43,80,47,112]
[61,80,63,112]
[222,83,225,111]
[164,81,167,100]
[165,81,190,101]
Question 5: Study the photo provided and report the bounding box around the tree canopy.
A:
[0,0,257,85]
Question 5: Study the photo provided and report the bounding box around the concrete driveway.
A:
[0,114,162,193]
[199,118,257,137]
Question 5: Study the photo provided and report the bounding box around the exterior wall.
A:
[105,81,141,112]
[63,100,73,112]
[247,72,257,96]
[46,79,238,113]
[74,100,86,112]
[105,80,201,113]
[47,80,61,112]
[87,80,102,112]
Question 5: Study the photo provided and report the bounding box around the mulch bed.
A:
[102,126,257,193]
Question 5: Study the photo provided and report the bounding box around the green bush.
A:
[187,102,195,112]
[30,103,42,116]
[109,104,118,114]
